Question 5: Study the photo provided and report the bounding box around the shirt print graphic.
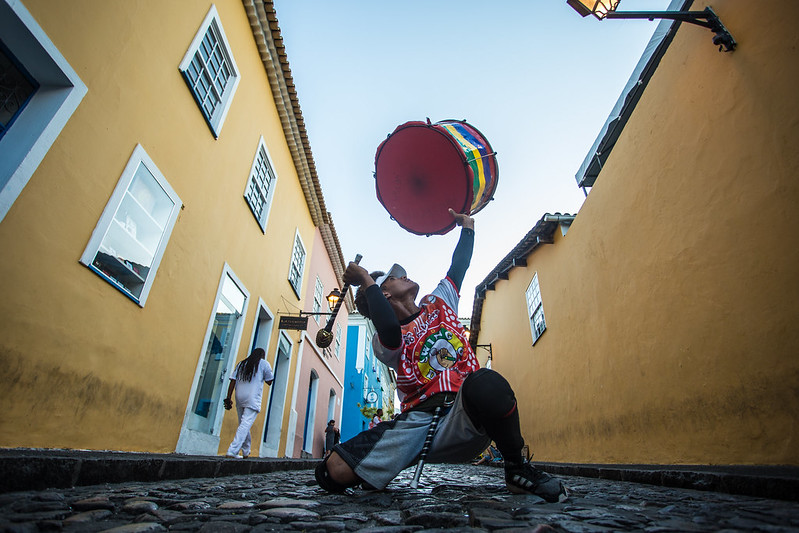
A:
[400,294,474,391]
[416,325,465,381]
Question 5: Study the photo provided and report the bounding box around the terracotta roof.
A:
[468,213,572,349]
[243,0,350,307]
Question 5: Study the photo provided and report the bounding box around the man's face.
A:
[381,274,419,302]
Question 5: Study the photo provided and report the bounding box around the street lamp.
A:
[326,288,341,309]
[567,0,736,52]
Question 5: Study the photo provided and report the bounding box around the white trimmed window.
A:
[0,0,87,224]
[244,137,277,231]
[80,145,182,306]
[313,276,324,325]
[179,5,240,138]
[525,273,546,344]
[288,230,306,298]
[334,324,342,359]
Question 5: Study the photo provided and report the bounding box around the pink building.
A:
[288,227,350,458]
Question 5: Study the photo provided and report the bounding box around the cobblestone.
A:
[1,463,798,532]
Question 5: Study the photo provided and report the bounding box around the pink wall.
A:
[291,228,348,458]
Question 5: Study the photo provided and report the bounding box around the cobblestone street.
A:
[2,462,798,532]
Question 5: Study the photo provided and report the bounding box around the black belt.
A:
[410,391,457,414]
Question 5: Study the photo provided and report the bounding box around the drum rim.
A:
[375,121,474,235]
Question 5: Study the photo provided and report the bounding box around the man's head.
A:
[354,264,419,319]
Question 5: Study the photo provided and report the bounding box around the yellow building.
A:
[470,0,799,466]
[0,0,349,457]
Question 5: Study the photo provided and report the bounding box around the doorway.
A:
[327,389,336,425]
[261,332,291,457]
[249,301,273,360]
[302,370,319,455]
[177,266,248,455]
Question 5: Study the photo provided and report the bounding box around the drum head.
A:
[375,122,473,236]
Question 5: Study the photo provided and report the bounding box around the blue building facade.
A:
[341,314,396,441]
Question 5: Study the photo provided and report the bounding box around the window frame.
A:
[243,136,278,232]
[312,276,324,325]
[525,273,547,344]
[287,230,306,298]
[79,144,182,307]
[178,4,240,139]
[0,0,87,224]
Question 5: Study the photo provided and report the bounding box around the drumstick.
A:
[410,406,442,489]
[316,254,362,348]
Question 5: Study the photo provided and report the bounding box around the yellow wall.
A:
[478,0,799,465]
[0,0,315,453]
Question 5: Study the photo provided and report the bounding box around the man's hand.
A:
[223,398,233,410]
[343,261,374,288]
[449,208,474,230]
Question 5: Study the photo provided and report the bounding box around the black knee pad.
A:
[315,459,349,493]
[461,368,517,423]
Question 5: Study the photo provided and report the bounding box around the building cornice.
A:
[243,0,349,305]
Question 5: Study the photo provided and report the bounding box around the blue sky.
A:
[273,0,672,315]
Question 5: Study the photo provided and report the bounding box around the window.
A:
[80,145,182,306]
[313,277,324,325]
[288,231,306,297]
[179,5,240,138]
[334,324,342,359]
[244,137,277,231]
[525,273,546,344]
[0,0,87,224]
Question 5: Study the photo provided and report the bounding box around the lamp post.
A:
[567,1,736,52]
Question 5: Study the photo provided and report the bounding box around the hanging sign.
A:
[278,315,308,331]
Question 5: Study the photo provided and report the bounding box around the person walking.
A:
[223,348,274,458]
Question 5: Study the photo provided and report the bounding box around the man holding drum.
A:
[315,209,567,502]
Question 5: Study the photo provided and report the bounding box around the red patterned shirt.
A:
[373,277,480,411]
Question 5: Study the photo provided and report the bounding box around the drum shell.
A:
[374,120,498,236]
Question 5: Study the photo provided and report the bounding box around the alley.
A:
[2,462,797,532]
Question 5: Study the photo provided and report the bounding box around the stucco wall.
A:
[289,228,347,458]
[0,0,316,453]
[478,0,799,465]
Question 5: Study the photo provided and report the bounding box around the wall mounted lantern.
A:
[326,288,342,309]
[476,343,493,369]
[567,1,736,52]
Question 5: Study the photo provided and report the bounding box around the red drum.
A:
[374,119,499,236]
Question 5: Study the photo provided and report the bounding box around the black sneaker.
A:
[504,462,568,502]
